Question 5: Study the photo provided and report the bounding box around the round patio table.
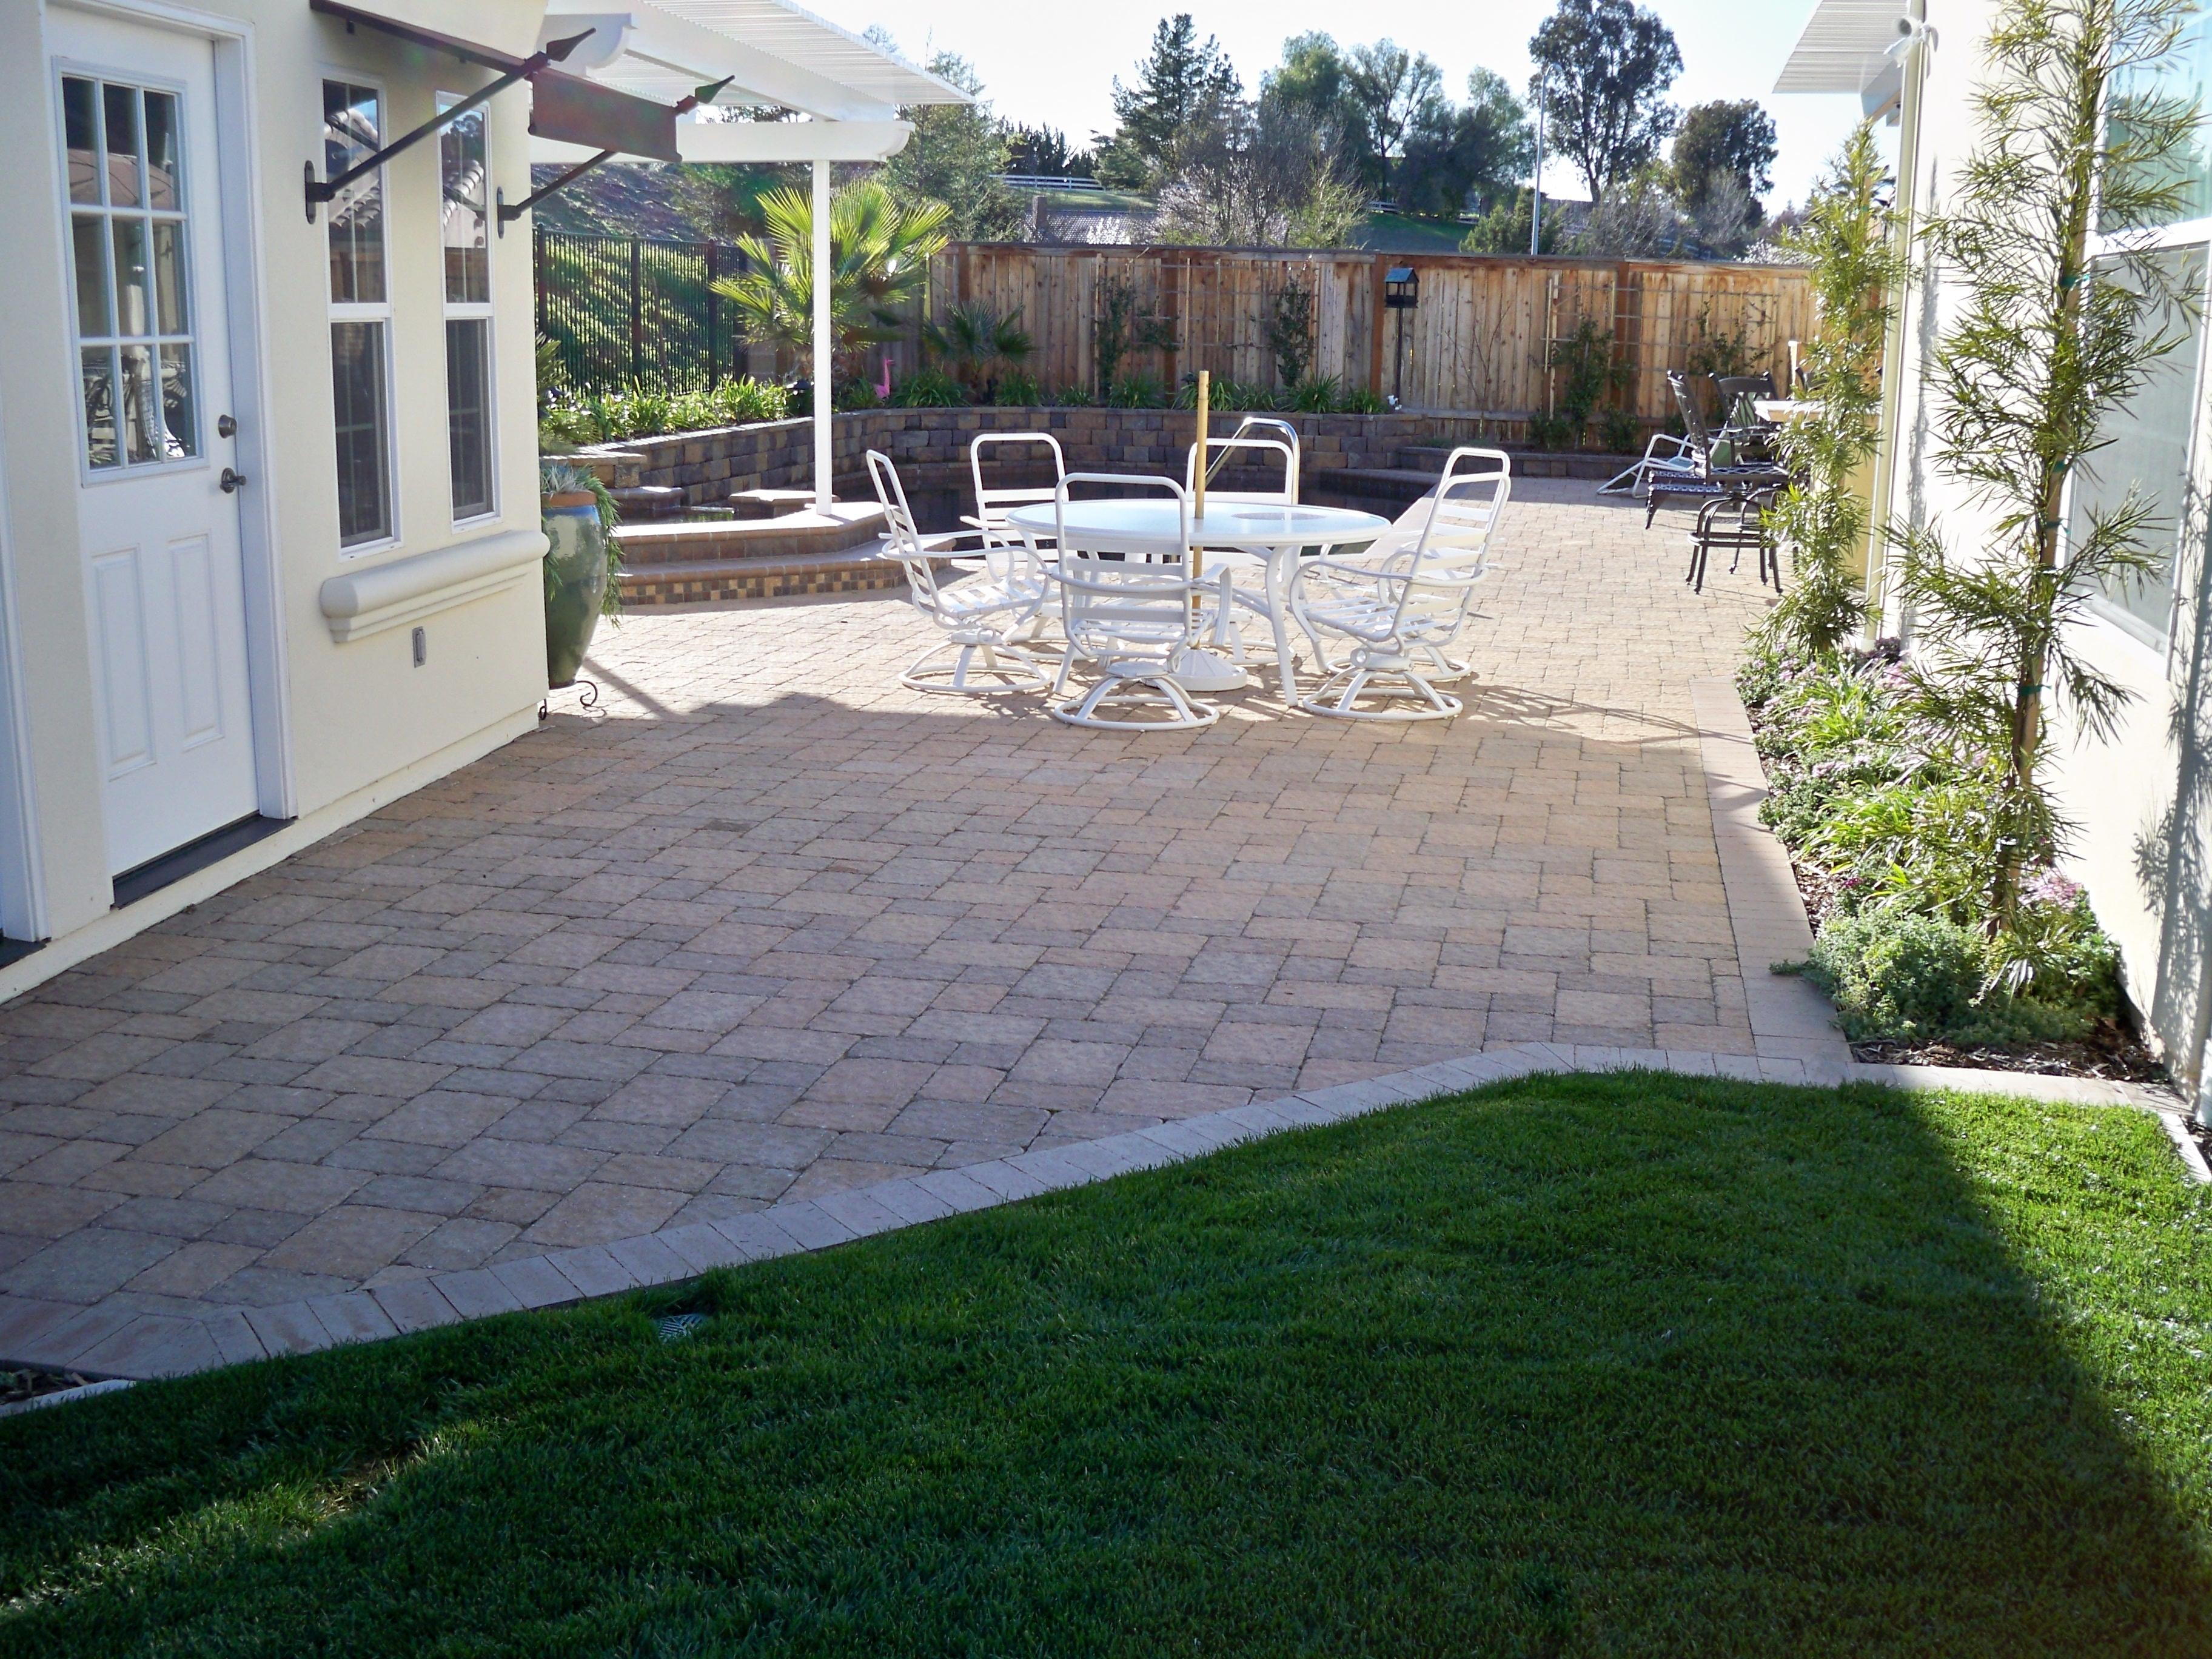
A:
[1005,498,1392,703]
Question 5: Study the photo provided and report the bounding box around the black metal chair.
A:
[1687,487,1785,594]
[1645,370,1792,526]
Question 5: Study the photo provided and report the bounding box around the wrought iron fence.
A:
[534,230,753,395]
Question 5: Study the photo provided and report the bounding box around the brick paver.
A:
[0,483,1770,1339]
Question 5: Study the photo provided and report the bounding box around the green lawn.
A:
[7,1074,2212,1657]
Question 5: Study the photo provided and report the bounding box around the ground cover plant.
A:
[1743,645,2128,1054]
[7,1073,2212,1656]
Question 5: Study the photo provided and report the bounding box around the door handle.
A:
[220,468,248,494]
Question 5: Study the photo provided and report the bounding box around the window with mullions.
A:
[62,75,198,472]
[440,94,494,522]
[2067,244,2207,648]
[324,79,393,548]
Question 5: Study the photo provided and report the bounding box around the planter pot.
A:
[543,493,607,689]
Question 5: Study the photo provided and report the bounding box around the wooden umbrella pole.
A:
[1193,370,1209,589]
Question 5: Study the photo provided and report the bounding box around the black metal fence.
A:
[534,231,754,395]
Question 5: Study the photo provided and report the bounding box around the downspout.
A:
[1864,0,1933,641]
[813,156,834,513]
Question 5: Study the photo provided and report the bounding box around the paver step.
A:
[619,544,933,606]
[617,505,888,568]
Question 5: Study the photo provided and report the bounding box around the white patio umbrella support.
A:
[813,156,833,513]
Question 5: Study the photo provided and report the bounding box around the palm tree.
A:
[711,178,950,382]
[920,301,1036,395]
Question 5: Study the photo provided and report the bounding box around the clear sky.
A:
[805,0,1866,211]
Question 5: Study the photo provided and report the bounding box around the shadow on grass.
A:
[5,1074,2212,1656]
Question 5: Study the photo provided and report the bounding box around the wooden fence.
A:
[890,245,1815,431]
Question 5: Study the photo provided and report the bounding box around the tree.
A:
[1007,125,1091,178]
[1672,99,1778,218]
[1396,69,1535,218]
[1346,42,1449,184]
[711,179,949,380]
[1573,167,1685,257]
[1460,187,1564,255]
[1094,15,1244,188]
[879,50,1025,243]
[1757,124,1903,661]
[1892,0,2199,927]
[1151,97,1364,249]
[1527,0,1682,203]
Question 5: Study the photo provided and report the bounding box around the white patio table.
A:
[1005,498,1393,703]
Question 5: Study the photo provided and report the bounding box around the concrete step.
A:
[609,484,689,521]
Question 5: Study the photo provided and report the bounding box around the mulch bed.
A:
[1849,1024,2170,1084]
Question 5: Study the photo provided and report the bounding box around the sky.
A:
[806,0,1866,211]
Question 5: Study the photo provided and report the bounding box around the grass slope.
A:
[6,1074,2212,1657]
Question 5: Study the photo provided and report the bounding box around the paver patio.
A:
[0,482,1772,1345]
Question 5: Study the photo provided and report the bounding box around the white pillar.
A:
[812,157,833,514]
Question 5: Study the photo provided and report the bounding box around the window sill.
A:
[318,526,546,642]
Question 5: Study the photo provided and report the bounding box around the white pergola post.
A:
[812,157,833,514]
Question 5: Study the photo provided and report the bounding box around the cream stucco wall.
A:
[0,0,552,973]
[1888,0,2212,1079]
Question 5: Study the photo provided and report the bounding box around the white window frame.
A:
[438,89,497,528]
[323,72,399,557]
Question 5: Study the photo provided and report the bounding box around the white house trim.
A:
[317,526,546,641]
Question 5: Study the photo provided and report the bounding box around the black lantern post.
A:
[1385,266,1419,405]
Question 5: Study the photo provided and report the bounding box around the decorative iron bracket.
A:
[495,76,734,236]
[306,28,595,224]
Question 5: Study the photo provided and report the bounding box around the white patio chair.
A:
[1182,430,1301,659]
[1288,447,1510,721]
[1046,474,1221,731]
[967,431,1067,551]
[867,449,1050,695]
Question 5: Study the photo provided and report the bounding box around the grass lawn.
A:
[7,1073,2212,1657]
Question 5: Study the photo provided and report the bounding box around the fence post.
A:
[629,236,643,386]
[705,241,720,390]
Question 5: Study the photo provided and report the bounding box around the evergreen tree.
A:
[1094,15,1242,188]
[880,50,1025,243]
[1527,0,1682,203]
[1672,99,1778,218]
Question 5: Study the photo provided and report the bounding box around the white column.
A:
[811,157,833,514]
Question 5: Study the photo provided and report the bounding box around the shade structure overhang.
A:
[1776,0,1914,116]
[529,0,970,511]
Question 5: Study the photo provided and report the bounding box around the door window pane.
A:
[446,319,493,518]
[112,217,150,337]
[332,321,392,546]
[324,81,385,304]
[117,344,156,464]
[152,222,188,335]
[81,349,118,470]
[143,91,180,210]
[64,78,99,204]
[102,84,140,209]
[72,216,110,337]
[159,343,197,460]
[2070,246,2206,643]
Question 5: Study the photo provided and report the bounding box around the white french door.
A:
[52,6,258,878]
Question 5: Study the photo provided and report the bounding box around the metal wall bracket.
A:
[305,29,594,224]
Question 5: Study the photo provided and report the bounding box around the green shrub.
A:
[1107,374,1170,409]
[994,370,1042,406]
[1342,387,1388,415]
[1805,908,2088,1045]
[538,378,790,447]
[1290,374,1342,413]
[1051,383,1097,407]
[890,366,967,407]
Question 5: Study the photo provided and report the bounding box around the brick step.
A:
[617,505,888,569]
[618,544,966,607]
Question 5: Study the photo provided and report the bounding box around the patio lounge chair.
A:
[1287,447,1509,721]
[868,450,1051,695]
[1635,370,1792,526]
[1046,474,1221,731]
